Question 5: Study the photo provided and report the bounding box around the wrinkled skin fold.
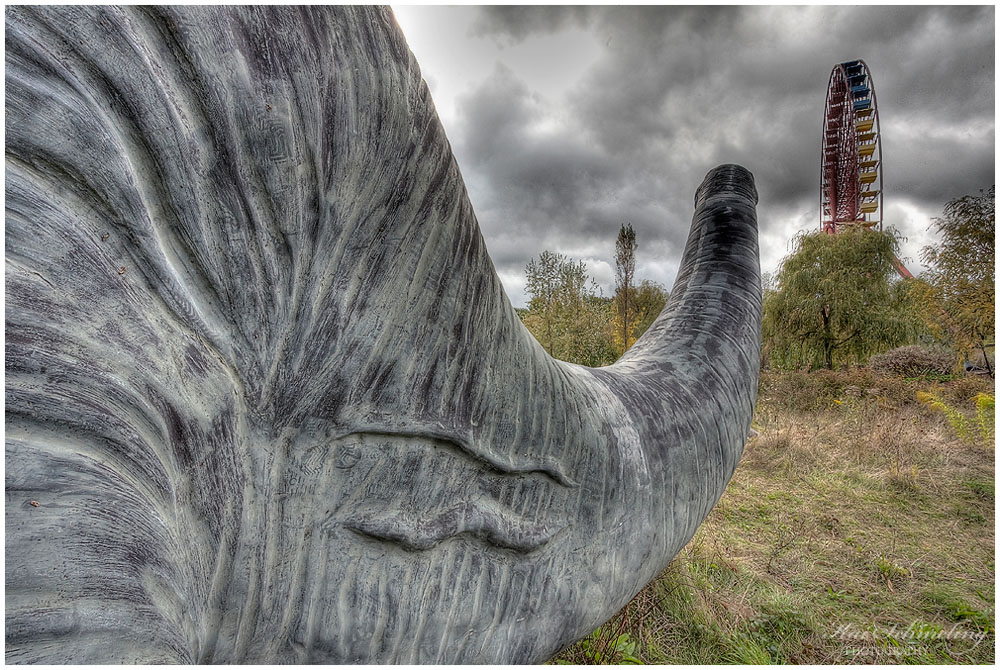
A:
[4,5,761,664]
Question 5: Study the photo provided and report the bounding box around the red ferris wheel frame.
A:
[820,59,883,234]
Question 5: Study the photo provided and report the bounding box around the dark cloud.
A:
[469,6,595,42]
[453,62,687,289]
[435,5,994,304]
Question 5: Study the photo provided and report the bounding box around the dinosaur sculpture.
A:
[5,5,761,664]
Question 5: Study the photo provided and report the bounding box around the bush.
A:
[937,374,995,404]
[868,345,956,378]
[916,391,996,446]
[974,393,995,443]
[758,369,919,413]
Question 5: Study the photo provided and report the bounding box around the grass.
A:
[550,369,995,664]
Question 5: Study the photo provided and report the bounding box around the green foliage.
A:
[923,588,996,634]
[612,279,669,355]
[524,250,580,355]
[762,228,925,370]
[733,595,812,663]
[919,186,995,376]
[522,251,618,366]
[917,391,995,446]
[521,243,666,366]
[723,632,773,664]
[917,391,972,442]
[874,555,909,580]
[632,280,669,341]
[579,631,644,664]
[974,393,995,443]
[963,477,994,502]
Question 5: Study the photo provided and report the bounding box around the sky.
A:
[392,5,995,308]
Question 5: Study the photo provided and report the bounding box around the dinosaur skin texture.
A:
[5,5,761,664]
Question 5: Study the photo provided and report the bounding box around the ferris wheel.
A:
[820,59,883,234]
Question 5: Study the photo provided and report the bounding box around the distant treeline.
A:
[517,225,668,367]
[518,187,995,375]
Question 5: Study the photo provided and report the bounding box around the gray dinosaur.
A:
[5,5,761,664]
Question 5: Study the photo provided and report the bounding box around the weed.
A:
[825,585,856,604]
[940,375,995,404]
[767,516,806,574]
[963,477,994,502]
[723,631,772,663]
[917,391,976,444]
[923,588,996,634]
[956,506,987,525]
[886,464,921,492]
[974,393,995,442]
[874,555,910,581]
[576,631,643,664]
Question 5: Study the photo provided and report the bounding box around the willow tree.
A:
[762,228,924,370]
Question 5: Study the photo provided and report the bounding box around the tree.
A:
[522,251,617,366]
[614,224,638,352]
[919,186,995,376]
[525,250,570,357]
[633,280,669,338]
[762,228,925,370]
[614,279,669,352]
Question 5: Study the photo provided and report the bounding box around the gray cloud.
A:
[469,6,595,41]
[418,5,994,305]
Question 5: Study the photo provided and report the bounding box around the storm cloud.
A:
[394,5,994,306]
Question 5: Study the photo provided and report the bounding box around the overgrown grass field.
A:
[552,370,995,664]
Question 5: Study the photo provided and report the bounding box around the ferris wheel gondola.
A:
[820,59,883,233]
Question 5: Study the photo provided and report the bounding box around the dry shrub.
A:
[868,345,957,377]
[759,370,852,412]
[937,374,995,405]
[759,369,919,413]
[760,368,990,417]
[758,372,821,412]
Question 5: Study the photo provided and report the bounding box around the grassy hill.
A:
[552,370,995,664]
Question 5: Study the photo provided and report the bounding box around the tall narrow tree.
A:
[614,223,638,351]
